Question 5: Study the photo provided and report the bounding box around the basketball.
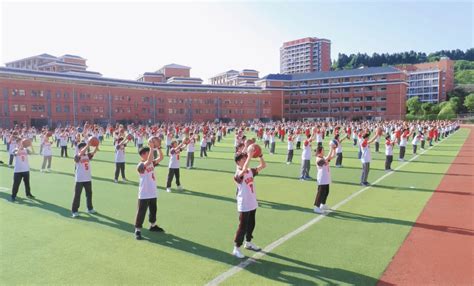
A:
[89,137,100,147]
[148,136,161,147]
[244,138,256,147]
[21,139,32,148]
[247,143,262,158]
[183,137,191,144]
[46,131,53,137]
[127,134,134,141]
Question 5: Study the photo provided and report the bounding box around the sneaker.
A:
[177,185,183,191]
[244,241,261,251]
[114,179,118,183]
[10,196,16,202]
[320,204,330,211]
[122,178,128,182]
[40,169,44,173]
[286,162,291,165]
[72,212,79,218]
[232,246,245,259]
[87,209,96,214]
[135,231,142,240]
[46,168,51,173]
[186,167,191,169]
[166,188,172,193]
[26,194,35,199]
[149,225,164,232]
[299,177,305,181]
[313,207,324,214]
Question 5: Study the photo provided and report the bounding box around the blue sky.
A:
[1,1,472,82]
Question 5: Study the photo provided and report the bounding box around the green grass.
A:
[0,128,469,285]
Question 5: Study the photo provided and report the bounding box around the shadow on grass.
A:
[0,191,379,285]
[328,210,474,237]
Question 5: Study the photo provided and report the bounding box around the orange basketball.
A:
[148,136,161,147]
[46,131,53,137]
[21,139,32,148]
[247,143,262,158]
[127,134,134,141]
[89,137,100,147]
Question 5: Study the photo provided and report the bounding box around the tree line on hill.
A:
[332,48,474,70]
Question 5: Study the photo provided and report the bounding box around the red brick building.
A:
[0,64,407,127]
[280,37,332,74]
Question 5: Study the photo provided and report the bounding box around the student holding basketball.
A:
[360,132,378,186]
[166,140,187,193]
[134,140,165,240]
[40,132,54,172]
[232,144,266,259]
[114,136,132,183]
[11,138,35,201]
[384,135,394,171]
[313,144,336,214]
[71,139,99,218]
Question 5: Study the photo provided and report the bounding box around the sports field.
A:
[0,128,470,285]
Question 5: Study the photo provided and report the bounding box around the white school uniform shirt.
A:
[287,138,294,150]
[59,135,68,146]
[169,148,181,169]
[115,144,126,163]
[316,157,331,185]
[14,149,30,173]
[296,134,301,142]
[385,140,394,156]
[187,139,195,152]
[42,141,52,157]
[412,135,420,145]
[360,139,371,163]
[301,140,312,160]
[315,132,323,143]
[75,153,93,182]
[137,134,144,144]
[200,137,207,147]
[137,161,158,199]
[269,133,275,143]
[234,168,258,212]
[400,136,408,147]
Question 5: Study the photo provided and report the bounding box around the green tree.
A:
[464,94,474,112]
[421,102,434,116]
[449,96,461,112]
[437,104,456,120]
[406,96,421,115]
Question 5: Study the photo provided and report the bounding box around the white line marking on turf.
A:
[206,135,452,286]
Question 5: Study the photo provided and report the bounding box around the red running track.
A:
[378,126,474,286]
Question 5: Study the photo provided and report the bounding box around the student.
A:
[313,145,336,214]
[412,131,422,154]
[399,129,409,161]
[166,140,187,193]
[269,131,276,154]
[300,134,314,180]
[114,136,131,183]
[333,134,347,168]
[186,134,196,169]
[360,133,378,186]
[200,134,208,158]
[286,133,295,164]
[134,142,165,240]
[295,131,302,150]
[71,141,98,218]
[232,150,266,259]
[263,131,270,149]
[40,135,53,172]
[165,131,173,156]
[59,131,68,157]
[384,135,394,171]
[11,139,35,201]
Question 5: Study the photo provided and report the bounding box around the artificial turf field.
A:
[0,128,469,285]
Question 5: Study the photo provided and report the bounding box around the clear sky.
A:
[1,1,472,82]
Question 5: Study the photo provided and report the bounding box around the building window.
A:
[64,105,70,113]
[56,105,62,112]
